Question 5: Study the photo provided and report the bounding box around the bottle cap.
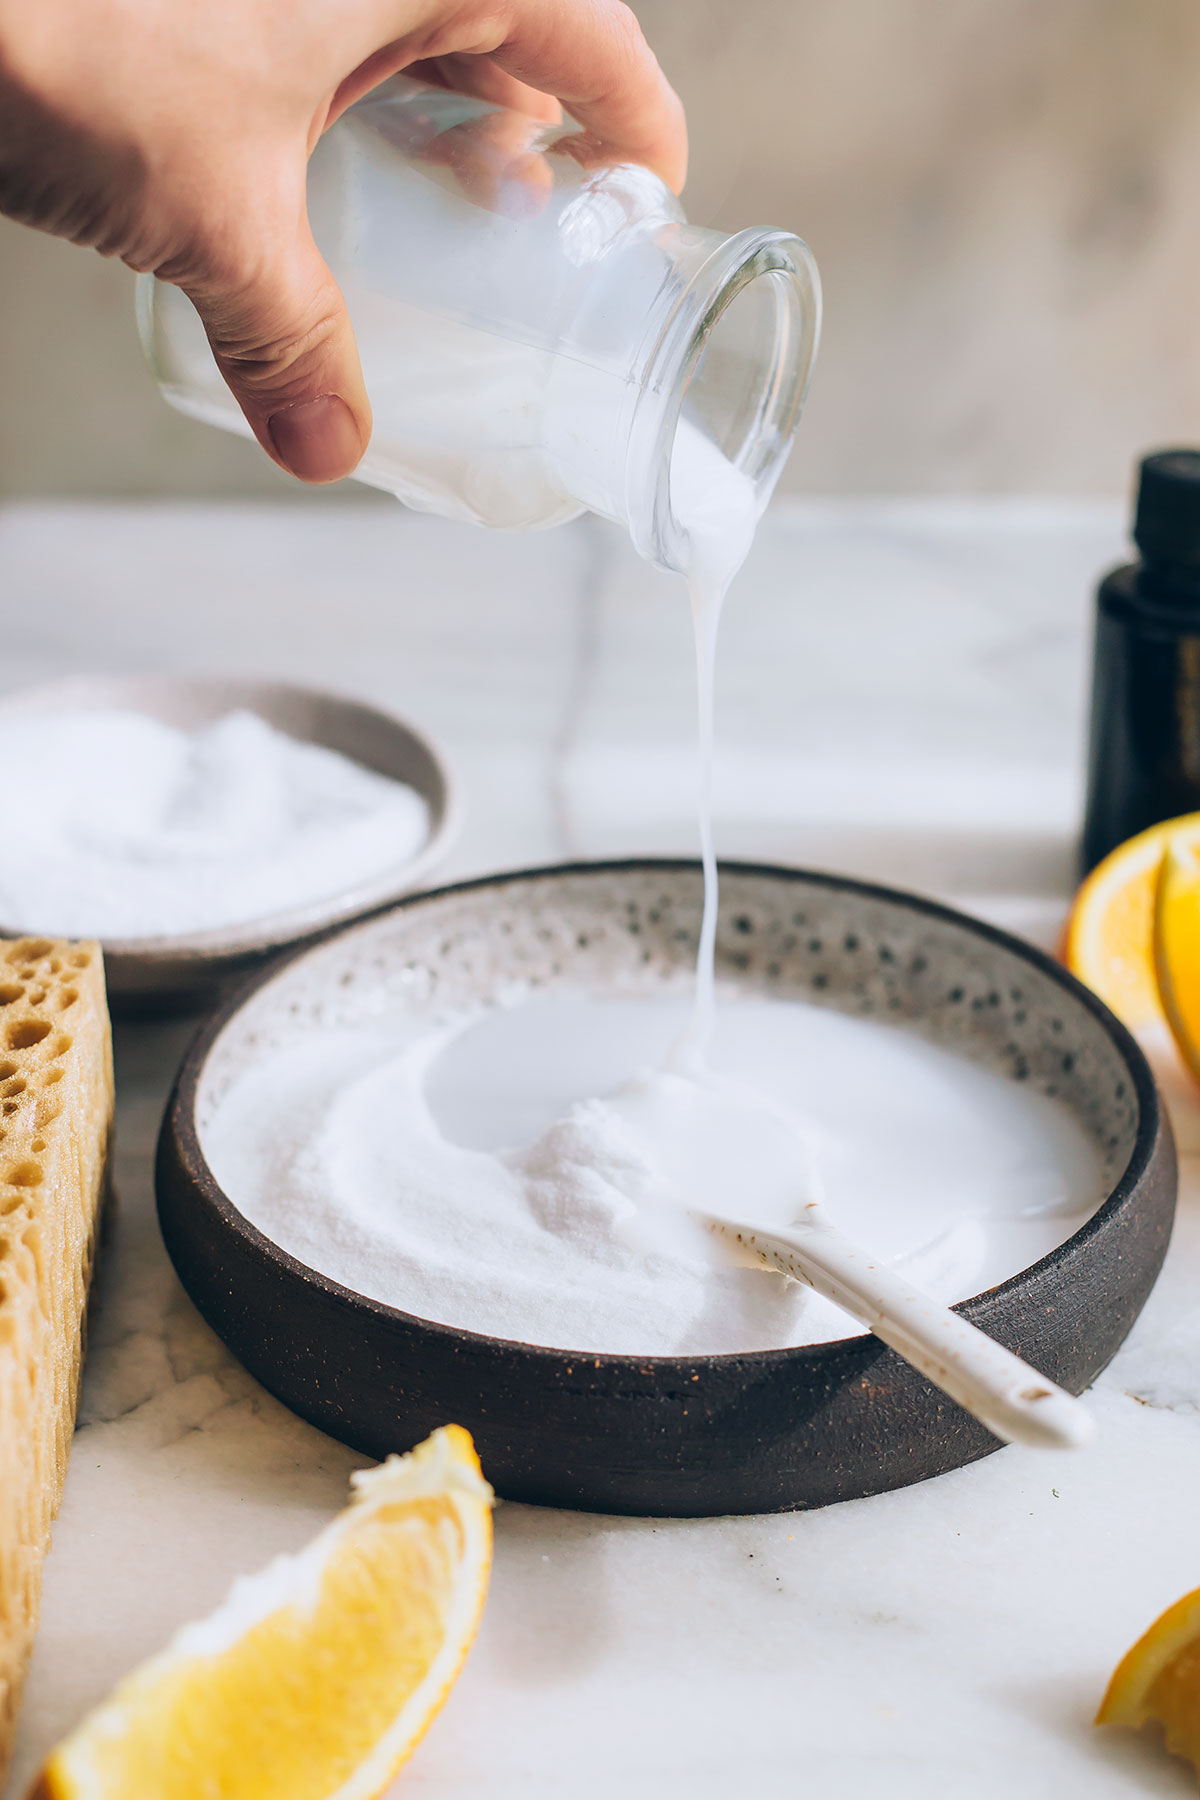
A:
[1134,449,1200,573]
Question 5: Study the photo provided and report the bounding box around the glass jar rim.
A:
[625,228,822,576]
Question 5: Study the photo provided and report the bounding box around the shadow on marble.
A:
[990,1672,1195,1796]
[485,1507,619,1689]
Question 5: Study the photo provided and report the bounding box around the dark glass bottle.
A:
[1082,449,1200,872]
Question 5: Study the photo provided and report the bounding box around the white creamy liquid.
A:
[665,422,760,1067]
[0,709,430,939]
[205,993,1102,1355]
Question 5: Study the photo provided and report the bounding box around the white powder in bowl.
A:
[202,993,1104,1357]
[0,708,430,940]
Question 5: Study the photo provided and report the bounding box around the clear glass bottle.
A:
[137,76,821,575]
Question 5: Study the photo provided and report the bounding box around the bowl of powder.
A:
[0,675,456,1008]
[157,860,1174,1516]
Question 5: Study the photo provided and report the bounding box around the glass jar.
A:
[137,76,821,575]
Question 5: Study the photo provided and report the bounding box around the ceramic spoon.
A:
[705,1205,1094,1451]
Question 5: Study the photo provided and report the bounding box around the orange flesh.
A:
[36,1428,493,1800]
[1090,858,1163,1026]
[1155,847,1200,1086]
[1146,1636,1200,1774]
[1065,836,1167,1028]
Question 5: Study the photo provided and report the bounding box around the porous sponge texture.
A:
[0,938,112,1776]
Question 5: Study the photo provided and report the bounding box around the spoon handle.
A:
[712,1215,1093,1451]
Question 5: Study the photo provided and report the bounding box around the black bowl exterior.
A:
[104,942,287,1019]
[156,861,1177,1517]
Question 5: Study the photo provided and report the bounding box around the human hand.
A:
[0,0,686,483]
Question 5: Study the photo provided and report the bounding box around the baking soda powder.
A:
[0,708,429,939]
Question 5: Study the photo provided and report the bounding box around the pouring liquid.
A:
[201,419,1107,1356]
[663,422,760,1071]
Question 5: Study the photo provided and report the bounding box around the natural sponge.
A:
[0,938,112,1775]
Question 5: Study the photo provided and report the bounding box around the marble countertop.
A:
[4,496,1199,1798]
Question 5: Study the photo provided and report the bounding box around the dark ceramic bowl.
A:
[157,861,1175,1517]
[0,675,457,1013]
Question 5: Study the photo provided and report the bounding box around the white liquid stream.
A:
[666,423,760,1067]
[204,422,1106,1356]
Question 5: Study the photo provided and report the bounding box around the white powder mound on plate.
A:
[0,708,430,940]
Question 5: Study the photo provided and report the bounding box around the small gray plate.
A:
[0,675,458,1010]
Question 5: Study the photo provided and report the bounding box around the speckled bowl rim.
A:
[0,673,460,962]
[162,857,1167,1370]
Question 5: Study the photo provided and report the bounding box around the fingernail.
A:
[267,395,362,482]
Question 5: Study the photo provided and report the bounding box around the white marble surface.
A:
[4,497,1200,1797]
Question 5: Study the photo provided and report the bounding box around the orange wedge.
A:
[1096,1585,1200,1776]
[1155,827,1200,1084]
[31,1425,493,1800]
[1065,814,1200,1029]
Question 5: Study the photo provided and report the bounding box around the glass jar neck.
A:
[542,224,821,575]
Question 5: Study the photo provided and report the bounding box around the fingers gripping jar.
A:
[138,77,821,575]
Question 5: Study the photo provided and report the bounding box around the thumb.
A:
[184,204,371,485]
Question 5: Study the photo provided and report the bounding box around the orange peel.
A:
[1097,1585,1200,1776]
[1064,816,1200,1029]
